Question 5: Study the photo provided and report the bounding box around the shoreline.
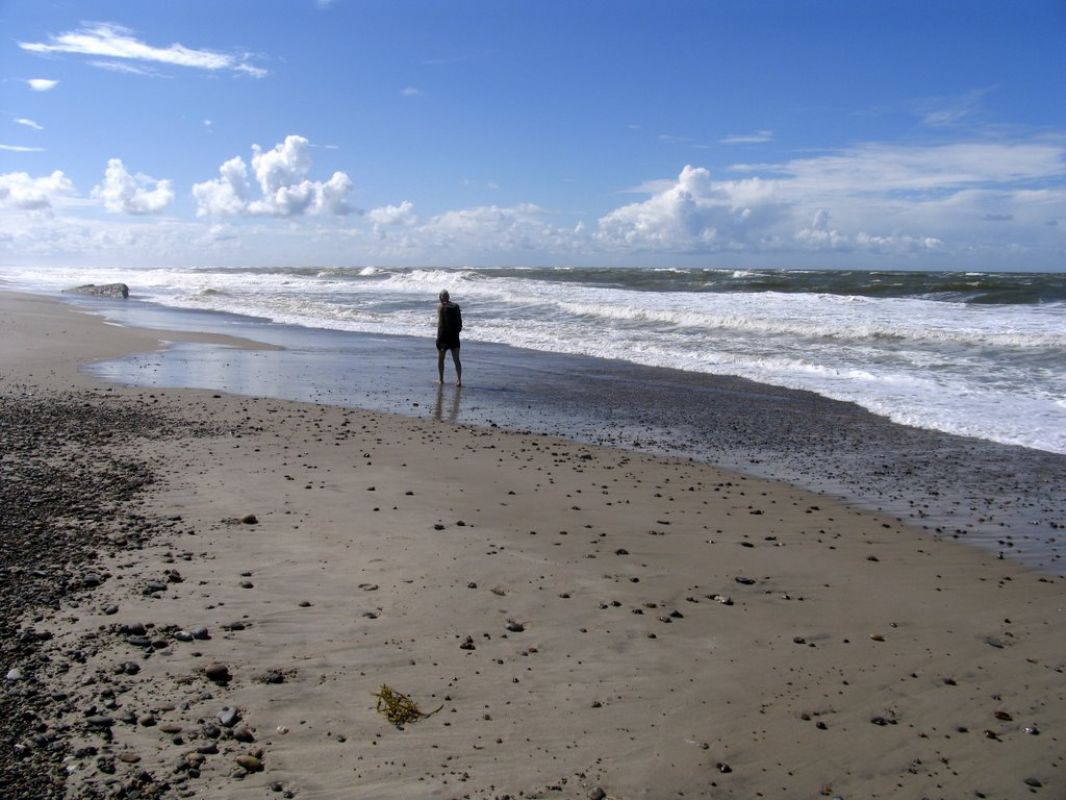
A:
[34,288,1066,574]
[2,290,1064,799]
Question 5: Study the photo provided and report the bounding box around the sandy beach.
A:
[2,290,1064,800]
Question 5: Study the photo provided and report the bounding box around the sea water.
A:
[3,265,1064,455]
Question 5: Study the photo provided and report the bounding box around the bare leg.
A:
[437,349,445,384]
[452,349,462,386]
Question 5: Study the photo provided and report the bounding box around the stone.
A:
[64,282,130,299]
[588,789,607,800]
[87,715,114,728]
[233,726,255,743]
[217,706,240,727]
[191,627,210,640]
[205,663,231,684]
[241,514,258,525]
[5,668,23,681]
[235,754,263,772]
[505,621,525,633]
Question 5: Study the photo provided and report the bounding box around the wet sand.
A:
[2,290,1064,800]
[79,293,1066,573]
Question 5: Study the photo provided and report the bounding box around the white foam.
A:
[4,264,1063,454]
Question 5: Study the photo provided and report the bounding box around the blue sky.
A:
[1,0,1064,269]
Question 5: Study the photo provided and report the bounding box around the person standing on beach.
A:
[436,289,463,386]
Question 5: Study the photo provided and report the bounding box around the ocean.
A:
[3,264,1065,455]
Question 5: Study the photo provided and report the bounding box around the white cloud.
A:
[0,170,74,210]
[401,87,423,97]
[15,118,44,131]
[917,88,989,128]
[721,129,774,144]
[88,60,168,78]
[794,209,848,250]
[27,78,58,91]
[368,200,417,226]
[19,23,266,78]
[193,135,353,217]
[854,231,942,252]
[596,165,785,252]
[92,158,174,214]
[192,156,251,217]
[753,141,1066,196]
[0,144,45,153]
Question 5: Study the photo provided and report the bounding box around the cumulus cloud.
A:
[192,156,251,217]
[368,201,417,226]
[0,170,74,210]
[193,135,353,218]
[795,209,848,249]
[92,158,173,214]
[596,165,785,252]
[854,231,942,252]
[19,23,266,78]
[28,78,58,91]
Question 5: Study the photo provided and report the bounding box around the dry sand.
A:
[2,291,1064,800]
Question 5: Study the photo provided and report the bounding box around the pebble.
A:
[218,707,240,728]
[241,514,258,525]
[5,668,23,681]
[87,715,114,728]
[588,789,606,800]
[234,726,256,743]
[191,626,210,640]
[235,754,263,772]
[205,663,232,684]
[506,621,525,633]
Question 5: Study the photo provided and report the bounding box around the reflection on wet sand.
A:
[433,383,462,423]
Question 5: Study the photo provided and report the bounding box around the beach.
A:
[2,290,1064,800]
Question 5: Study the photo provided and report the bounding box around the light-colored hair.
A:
[439,290,450,302]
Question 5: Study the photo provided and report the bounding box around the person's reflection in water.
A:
[432,383,462,423]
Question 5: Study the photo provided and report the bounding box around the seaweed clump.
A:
[372,685,442,727]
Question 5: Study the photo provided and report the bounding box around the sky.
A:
[1,0,1064,271]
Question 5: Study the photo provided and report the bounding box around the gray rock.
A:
[233,726,255,743]
[65,282,130,299]
[5,668,23,681]
[217,706,240,727]
[588,789,607,800]
[191,626,210,640]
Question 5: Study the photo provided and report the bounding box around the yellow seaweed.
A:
[372,684,442,727]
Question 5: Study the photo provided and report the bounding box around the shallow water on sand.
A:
[76,294,1066,575]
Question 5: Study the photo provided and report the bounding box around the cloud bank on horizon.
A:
[1,3,1064,270]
